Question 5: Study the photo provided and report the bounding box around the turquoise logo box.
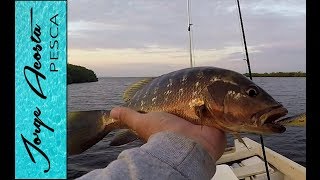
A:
[15,1,67,179]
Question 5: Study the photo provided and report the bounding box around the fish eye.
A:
[246,86,259,97]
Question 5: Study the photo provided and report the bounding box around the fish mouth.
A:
[252,105,288,133]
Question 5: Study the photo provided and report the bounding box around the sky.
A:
[68,0,306,77]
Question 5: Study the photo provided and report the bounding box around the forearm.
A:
[77,131,217,180]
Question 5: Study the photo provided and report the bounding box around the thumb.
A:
[110,107,144,132]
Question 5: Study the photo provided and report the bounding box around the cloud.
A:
[68,45,263,76]
[68,0,305,75]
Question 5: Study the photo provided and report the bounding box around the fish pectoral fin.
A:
[195,104,206,119]
[110,129,139,146]
[194,103,210,129]
[233,133,250,150]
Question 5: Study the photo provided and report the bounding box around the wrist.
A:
[142,131,217,179]
[182,127,227,161]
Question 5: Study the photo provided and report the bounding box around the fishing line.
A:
[234,2,248,69]
[235,0,271,180]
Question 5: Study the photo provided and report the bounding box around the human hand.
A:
[110,107,227,161]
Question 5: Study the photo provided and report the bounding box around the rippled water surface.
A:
[68,77,306,179]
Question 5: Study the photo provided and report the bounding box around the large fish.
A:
[68,66,305,155]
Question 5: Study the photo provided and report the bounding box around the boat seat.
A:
[233,162,268,179]
[233,156,274,179]
[211,164,238,180]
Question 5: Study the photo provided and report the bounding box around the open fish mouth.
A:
[253,105,288,133]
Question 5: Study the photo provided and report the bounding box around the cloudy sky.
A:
[68,0,305,77]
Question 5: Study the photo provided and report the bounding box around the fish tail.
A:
[68,110,123,155]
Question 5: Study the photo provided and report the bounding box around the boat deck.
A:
[211,137,305,180]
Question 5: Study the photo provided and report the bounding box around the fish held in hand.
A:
[68,67,294,155]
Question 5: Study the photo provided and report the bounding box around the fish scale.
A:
[67,66,305,155]
[127,67,211,114]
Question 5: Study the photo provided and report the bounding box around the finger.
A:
[110,107,144,132]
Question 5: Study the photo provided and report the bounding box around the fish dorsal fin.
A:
[233,133,250,150]
[122,77,155,102]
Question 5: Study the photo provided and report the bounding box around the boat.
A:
[211,137,306,180]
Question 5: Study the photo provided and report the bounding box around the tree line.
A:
[67,64,98,84]
[243,72,306,77]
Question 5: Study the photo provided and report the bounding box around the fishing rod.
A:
[236,0,271,180]
[187,0,194,67]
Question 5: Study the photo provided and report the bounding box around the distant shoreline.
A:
[243,72,305,77]
[96,71,306,78]
[98,73,306,78]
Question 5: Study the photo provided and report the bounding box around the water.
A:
[67,77,306,179]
